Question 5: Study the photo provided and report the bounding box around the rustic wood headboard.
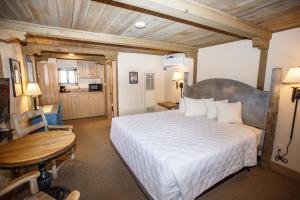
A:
[183,68,282,168]
[184,78,269,129]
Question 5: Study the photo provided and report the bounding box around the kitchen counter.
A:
[60,89,104,93]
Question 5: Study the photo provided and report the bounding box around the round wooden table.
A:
[0,131,76,199]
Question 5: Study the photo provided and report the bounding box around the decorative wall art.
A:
[129,71,138,84]
[9,58,23,97]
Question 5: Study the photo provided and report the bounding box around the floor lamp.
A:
[275,67,300,163]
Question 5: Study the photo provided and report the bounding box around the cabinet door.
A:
[77,61,83,79]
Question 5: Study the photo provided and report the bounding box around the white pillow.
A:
[184,97,206,116]
[216,101,243,124]
[205,99,228,119]
[179,98,186,113]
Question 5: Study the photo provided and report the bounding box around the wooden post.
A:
[193,52,198,84]
[253,37,270,90]
[262,68,282,168]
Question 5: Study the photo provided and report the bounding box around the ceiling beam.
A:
[0,18,197,53]
[108,0,272,40]
[22,43,118,60]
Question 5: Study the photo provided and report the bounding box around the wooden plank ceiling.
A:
[0,0,299,49]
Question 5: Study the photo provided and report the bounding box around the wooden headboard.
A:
[184,78,269,129]
[183,68,282,168]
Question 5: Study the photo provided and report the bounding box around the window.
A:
[58,69,78,84]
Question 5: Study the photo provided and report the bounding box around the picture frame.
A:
[129,71,138,84]
[9,58,23,97]
[25,56,35,83]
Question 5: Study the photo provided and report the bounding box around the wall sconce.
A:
[172,72,184,97]
[275,66,300,163]
[25,83,42,110]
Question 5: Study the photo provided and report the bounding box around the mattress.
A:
[110,110,257,200]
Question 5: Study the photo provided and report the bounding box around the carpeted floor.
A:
[52,117,300,200]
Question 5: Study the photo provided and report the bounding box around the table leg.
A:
[38,162,51,191]
[37,162,70,200]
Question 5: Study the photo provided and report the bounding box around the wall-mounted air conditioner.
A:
[163,53,187,69]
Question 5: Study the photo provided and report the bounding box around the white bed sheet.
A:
[110,110,257,200]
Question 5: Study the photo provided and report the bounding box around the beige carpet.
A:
[52,117,300,200]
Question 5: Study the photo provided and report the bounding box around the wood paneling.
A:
[60,92,105,120]
[0,0,298,48]
[37,62,59,105]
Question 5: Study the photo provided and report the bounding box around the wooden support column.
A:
[262,68,282,168]
[186,51,198,84]
[253,37,270,90]
[193,52,198,84]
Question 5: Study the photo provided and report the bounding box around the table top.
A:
[0,131,76,168]
[158,101,178,110]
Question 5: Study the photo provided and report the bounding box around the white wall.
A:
[197,28,300,173]
[165,58,194,102]
[197,40,260,85]
[118,52,166,115]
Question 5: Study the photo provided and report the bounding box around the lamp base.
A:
[32,96,39,110]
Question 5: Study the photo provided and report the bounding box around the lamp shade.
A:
[25,83,41,96]
[172,72,182,81]
[283,67,300,84]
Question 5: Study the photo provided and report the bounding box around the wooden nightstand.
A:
[158,101,178,110]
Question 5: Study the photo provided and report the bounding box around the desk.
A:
[0,131,76,200]
[158,101,178,110]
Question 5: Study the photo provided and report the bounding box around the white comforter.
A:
[110,110,257,200]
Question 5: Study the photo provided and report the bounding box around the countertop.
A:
[60,89,104,93]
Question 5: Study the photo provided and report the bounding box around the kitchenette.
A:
[37,58,106,121]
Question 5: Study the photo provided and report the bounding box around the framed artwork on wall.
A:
[25,56,35,83]
[9,58,23,97]
[129,72,138,84]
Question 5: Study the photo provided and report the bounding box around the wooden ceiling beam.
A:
[108,0,272,40]
[0,18,197,53]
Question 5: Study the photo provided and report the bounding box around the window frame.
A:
[58,68,78,85]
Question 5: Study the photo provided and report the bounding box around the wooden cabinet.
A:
[77,61,100,79]
[60,92,105,120]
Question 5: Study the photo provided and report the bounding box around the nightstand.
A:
[158,101,179,110]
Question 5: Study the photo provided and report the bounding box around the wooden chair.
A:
[0,171,80,200]
[11,109,75,179]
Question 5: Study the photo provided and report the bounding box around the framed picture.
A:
[129,72,138,84]
[26,56,35,83]
[9,58,23,97]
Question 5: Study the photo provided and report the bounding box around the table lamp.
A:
[25,83,42,110]
[275,66,300,163]
[172,72,184,97]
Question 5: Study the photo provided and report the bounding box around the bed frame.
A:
[184,68,282,168]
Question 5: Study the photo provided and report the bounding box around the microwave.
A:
[89,83,102,92]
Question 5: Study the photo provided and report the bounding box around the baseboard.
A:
[270,161,300,182]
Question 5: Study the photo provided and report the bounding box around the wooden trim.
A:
[262,68,282,168]
[109,0,272,39]
[193,52,198,83]
[270,162,300,182]
[0,29,26,42]
[0,18,197,53]
[22,43,118,60]
[257,48,269,90]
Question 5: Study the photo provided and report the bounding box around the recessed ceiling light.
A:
[68,53,75,56]
[134,21,146,29]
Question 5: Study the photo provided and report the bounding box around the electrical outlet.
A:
[277,144,283,151]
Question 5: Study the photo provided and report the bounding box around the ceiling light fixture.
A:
[134,21,146,29]
[68,53,75,56]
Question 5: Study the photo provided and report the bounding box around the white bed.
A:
[110,110,258,200]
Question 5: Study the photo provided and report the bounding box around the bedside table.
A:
[158,101,178,110]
